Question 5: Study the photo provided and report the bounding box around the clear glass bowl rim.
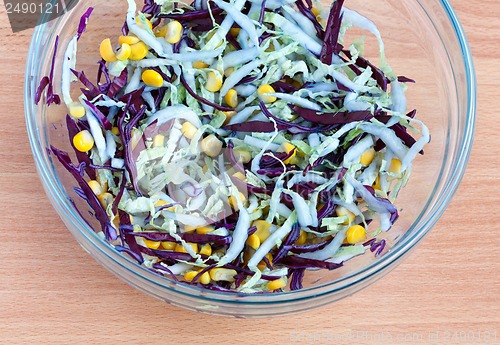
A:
[24,0,476,306]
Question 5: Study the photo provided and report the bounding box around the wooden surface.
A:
[0,1,499,344]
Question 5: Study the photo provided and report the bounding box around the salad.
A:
[36,0,430,293]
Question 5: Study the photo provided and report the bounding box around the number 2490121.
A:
[6,2,61,14]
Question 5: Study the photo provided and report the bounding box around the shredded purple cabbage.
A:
[71,69,101,99]
[274,223,300,262]
[292,105,373,125]
[320,0,344,63]
[260,102,335,134]
[180,75,234,111]
[289,268,305,290]
[35,36,61,106]
[342,49,388,91]
[398,76,416,83]
[141,0,161,19]
[107,68,128,97]
[295,0,324,39]
[151,263,179,281]
[50,146,117,240]
[158,6,223,20]
[77,7,94,40]
[279,256,344,270]
[224,121,279,133]
[283,239,332,254]
[118,100,147,196]
[83,99,112,130]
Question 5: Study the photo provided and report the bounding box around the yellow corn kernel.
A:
[205,71,223,92]
[257,84,277,103]
[229,192,246,210]
[193,60,209,69]
[246,234,261,250]
[154,26,167,38]
[224,67,234,78]
[279,142,297,164]
[174,242,198,253]
[115,43,131,61]
[223,111,236,125]
[266,253,273,265]
[184,270,198,281]
[232,171,246,181]
[284,77,301,89]
[254,220,272,242]
[143,239,161,249]
[201,134,223,157]
[311,7,320,17]
[295,230,307,245]
[154,200,168,207]
[199,244,212,256]
[141,69,164,88]
[264,41,275,52]
[267,278,286,291]
[95,174,108,193]
[257,253,273,271]
[210,268,237,282]
[73,130,94,152]
[335,206,356,224]
[291,79,302,89]
[88,180,103,196]
[233,149,251,164]
[118,35,140,45]
[229,28,240,37]
[389,159,402,174]
[373,175,381,190]
[181,121,198,140]
[183,225,197,233]
[196,226,214,235]
[360,148,376,166]
[253,219,271,243]
[161,241,176,250]
[224,89,238,108]
[152,134,165,147]
[136,17,153,30]
[165,20,183,44]
[111,126,120,135]
[99,38,117,62]
[202,164,209,174]
[175,243,187,253]
[199,271,211,285]
[97,192,113,208]
[68,101,85,119]
[257,261,265,270]
[346,224,366,244]
[129,41,149,61]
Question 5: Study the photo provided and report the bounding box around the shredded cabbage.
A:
[50,0,429,293]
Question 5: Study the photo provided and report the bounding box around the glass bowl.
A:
[25,0,475,317]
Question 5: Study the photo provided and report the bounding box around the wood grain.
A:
[0,1,498,344]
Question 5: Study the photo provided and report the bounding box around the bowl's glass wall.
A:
[25,0,475,316]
